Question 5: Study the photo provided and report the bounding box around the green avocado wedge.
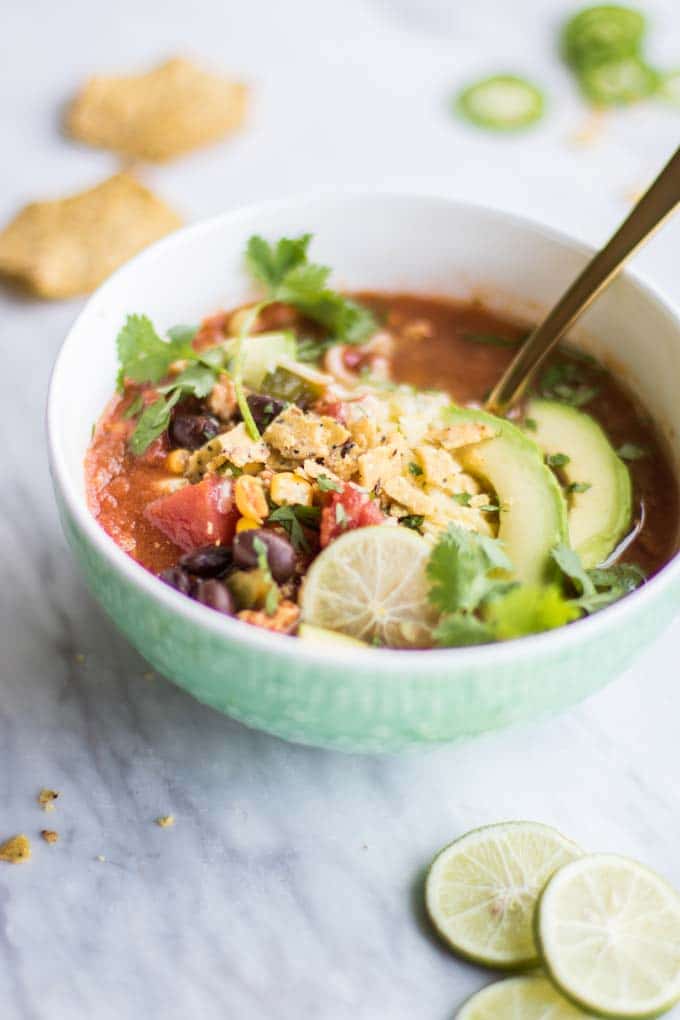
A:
[526,399,632,569]
[443,408,568,585]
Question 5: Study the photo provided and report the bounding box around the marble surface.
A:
[2,0,680,1017]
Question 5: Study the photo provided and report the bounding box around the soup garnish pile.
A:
[85,234,677,648]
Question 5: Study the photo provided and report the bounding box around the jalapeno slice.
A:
[456,75,545,131]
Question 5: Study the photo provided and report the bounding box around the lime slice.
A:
[300,525,437,648]
[425,822,582,969]
[457,975,597,1019]
[297,623,368,648]
[537,854,680,1018]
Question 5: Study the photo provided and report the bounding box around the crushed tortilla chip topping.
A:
[41,830,59,845]
[156,815,175,828]
[66,57,248,162]
[0,834,31,863]
[0,173,181,298]
[38,788,59,811]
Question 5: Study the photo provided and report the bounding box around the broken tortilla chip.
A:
[0,173,181,298]
[66,57,248,162]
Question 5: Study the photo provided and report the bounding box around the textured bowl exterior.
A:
[48,195,680,753]
[55,487,680,753]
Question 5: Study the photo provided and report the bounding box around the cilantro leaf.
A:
[296,336,336,363]
[426,525,513,615]
[246,234,312,290]
[547,452,570,468]
[574,563,646,613]
[399,514,425,531]
[116,315,194,391]
[617,442,647,462]
[566,481,592,494]
[552,543,646,614]
[317,474,343,493]
[483,584,581,640]
[538,361,600,407]
[161,363,216,400]
[551,543,596,598]
[269,504,320,552]
[434,612,496,647]
[129,390,181,455]
[123,393,144,420]
[167,324,198,344]
[408,462,424,477]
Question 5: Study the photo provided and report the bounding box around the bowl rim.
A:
[47,190,680,671]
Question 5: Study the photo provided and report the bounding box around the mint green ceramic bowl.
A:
[48,195,680,752]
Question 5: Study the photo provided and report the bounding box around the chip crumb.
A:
[38,788,59,811]
[67,56,248,162]
[568,109,606,148]
[96,855,106,863]
[0,173,182,298]
[0,834,31,863]
[156,815,175,828]
[41,830,59,845]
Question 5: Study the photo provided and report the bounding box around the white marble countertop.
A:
[2,1,680,1017]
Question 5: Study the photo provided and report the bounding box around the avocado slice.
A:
[444,407,568,584]
[525,399,632,569]
[222,331,297,388]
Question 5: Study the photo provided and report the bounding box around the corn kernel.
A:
[234,475,269,523]
[166,449,190,475]
[236,516,260,533]
[270,472,313,507]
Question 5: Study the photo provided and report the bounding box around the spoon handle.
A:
[486,145,680,415]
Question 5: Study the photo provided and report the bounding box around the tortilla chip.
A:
[0,173,181,298]
[66,57,248,162]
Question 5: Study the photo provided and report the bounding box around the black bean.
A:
[245,394,285,431]
[232,528,296,583]
[158,567,195,596]
[179,545,233,578]
[169,413,220,450]
[194,579,235,615]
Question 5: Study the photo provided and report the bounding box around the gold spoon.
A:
[485,145,680,415]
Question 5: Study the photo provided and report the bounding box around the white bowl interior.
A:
[50,194,680,513]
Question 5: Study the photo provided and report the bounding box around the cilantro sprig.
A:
[245,234,376,345]
[551,543,645,613]
[426,526,644,648]
[116,315,227,455]
[427,526,577,647]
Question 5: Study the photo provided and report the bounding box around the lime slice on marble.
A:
[300,526,437,648]
[537,854,680,1018]
[457,974,596,1019]
[425,822,582,969]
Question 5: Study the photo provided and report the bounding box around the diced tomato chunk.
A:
[319,484,386,547]
[144,476,238,552]
[314,398,349,424]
